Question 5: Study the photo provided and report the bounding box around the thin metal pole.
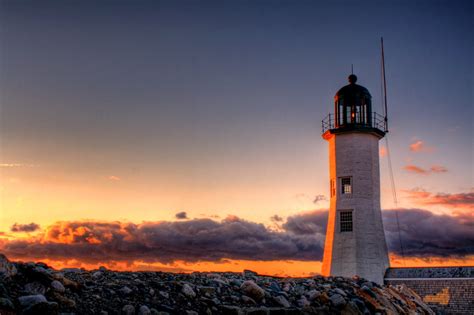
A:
[381,37,388,132]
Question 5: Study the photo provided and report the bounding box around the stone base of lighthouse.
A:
[321,131,389,285]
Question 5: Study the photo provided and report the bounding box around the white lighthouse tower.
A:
[321,74,389,284]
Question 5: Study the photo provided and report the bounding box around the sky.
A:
[0,0,472,276]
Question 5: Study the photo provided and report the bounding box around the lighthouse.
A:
[321,74,389,284]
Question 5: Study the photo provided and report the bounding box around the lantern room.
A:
[322,74,387,139]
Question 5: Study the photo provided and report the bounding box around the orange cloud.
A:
[403,189,474,210]
[409,140,434,153]
[108,175,121,181]
[404,165,428,174]
[403,164,448,175]
[429,165,448,173]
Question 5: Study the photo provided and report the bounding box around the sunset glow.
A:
[0,0,472,277]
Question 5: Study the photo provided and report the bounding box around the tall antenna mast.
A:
[380,37,405,265]
[381,37,388,132]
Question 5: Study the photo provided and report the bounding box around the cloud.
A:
[403,164,448,175]
[1,217,324,264]
[282,208,474,258]
[283,210,328,235]
[313,195,327,204]
[403,189,474,209]
[2,207,472,264]
[0,163,36,168]
[10,223,41,233]
[270,215,283,222]
[175,211,188,220]
[429,165,448,173]
[108,176,121,181]
[383,209,474,257]
[409,140,434,153]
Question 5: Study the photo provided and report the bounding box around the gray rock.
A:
[122,304,135,315]
[240,280,265,301]
[24,282,46,295]
[181,283,196,298]
[0,297,14,310]
[23,301,58,315]
[158,291,169,299]
[0,254,17,278]
[198,286,216,296]
[243,269,258,277]
[241,295,256,305]
[306,289,321,300]
[185,311,198,315]
[297,296,310,307]
[273,295,290,307]
[119,286,133,295]
[92,271,103,279]
[51,280,66,293]
[330,293,346,307]
[138,305,151,315]
[18,294,47,308]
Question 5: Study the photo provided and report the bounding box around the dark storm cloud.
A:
[282,210,328,235]
[283,208,474,257]
[1,218,324,263]
[10,223,41,233]
[383,209,474,257]
[2,208,472,264]
[175,211,188,220]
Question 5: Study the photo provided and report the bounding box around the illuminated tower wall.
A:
[321,74,389,284]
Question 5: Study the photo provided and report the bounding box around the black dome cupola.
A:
[322,74,387,139]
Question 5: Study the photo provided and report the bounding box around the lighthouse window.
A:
[341,177,352,194]
[340,211,353,232]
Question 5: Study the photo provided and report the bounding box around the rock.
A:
[241,295,256,305]
[158,291,169,299]
[18,294,47,308]
[181,283,196,298]
[92,271,103,279]
[0,297,14,310]
[297,296,310,307]
[273,295,290,307]
[0,254,17,278]
[185,311,198,315]
[307,289,321,300]
[51,280,66,293]
[198,286,216,296]
[24,282,46,295]
[243,269,258,277]
[119,286,133,295]
[122,304,135,315]
[138,305,151,315]
[219,305,244,315]
[23,301,59,315]
[240,280,265,301]
[330,293,346,307]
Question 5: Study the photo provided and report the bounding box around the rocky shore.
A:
[0,254,434,314]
